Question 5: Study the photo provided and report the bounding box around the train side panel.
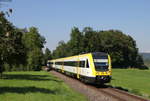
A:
[48,52,112,84]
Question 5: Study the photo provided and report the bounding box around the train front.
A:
[92,52,112,84]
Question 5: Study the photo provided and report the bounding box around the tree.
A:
[22,27,46,71]
[43,48,52,65]
[67,27,83,55]
[53,40,69,58]
[0,12,27,77]
[82,27,101,52]
[0,5,47,75]
[97,30,143,68]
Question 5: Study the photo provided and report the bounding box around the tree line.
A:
[0,10,148,78]
[52,27,147,69]
[0,12,52,77]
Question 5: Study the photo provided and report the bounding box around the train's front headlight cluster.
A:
[96,71,110,75]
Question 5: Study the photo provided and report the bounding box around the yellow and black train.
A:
[47,52,112,84]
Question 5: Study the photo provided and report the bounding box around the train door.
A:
[77,59,80,79]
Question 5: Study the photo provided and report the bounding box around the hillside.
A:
[140,53,150,68]
[140,53,150,60]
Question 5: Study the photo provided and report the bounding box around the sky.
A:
[1,0,150,52]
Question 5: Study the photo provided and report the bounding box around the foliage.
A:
[43,48,52,65]
[0,11,47,76]
[22,27,46,71]
[68,27,83,55]
[0,12,26,77]
[53,27,146,69]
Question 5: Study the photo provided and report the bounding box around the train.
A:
[47,52,112,84]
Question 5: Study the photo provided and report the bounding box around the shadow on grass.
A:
[0,86,58,94]
[113,86,129,91]
[3,74,62,82]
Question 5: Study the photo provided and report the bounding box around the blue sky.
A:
[1,0,150,52]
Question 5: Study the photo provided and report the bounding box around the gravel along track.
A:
[50,71,150,101]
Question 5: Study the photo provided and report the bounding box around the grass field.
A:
[109,69,150,98]
[0,71,87,101]
[1,70,150,100]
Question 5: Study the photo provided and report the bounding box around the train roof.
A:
[48,52,108,62]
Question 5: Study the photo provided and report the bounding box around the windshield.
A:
[92,52,109,71]
[94,62,108,71]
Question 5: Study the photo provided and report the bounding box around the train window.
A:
[86,60,89,68]
[79,61,85,67]
[64,61,77,67]
[49,62,53,64]
[64,62,67,66]
[72,62,77,66]
[55,62,63,65]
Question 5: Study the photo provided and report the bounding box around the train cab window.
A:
[94,62,108,71]
[86,59,89,68]
[47,62,52,66]
[47,63,50,67]
[92,52,108,59]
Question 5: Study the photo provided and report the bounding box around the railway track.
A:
[100,87,148,101]
[50,70,150,101]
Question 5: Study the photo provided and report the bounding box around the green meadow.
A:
[0,69,150,101]
[109,69,150,98]
[0,71,87,101]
